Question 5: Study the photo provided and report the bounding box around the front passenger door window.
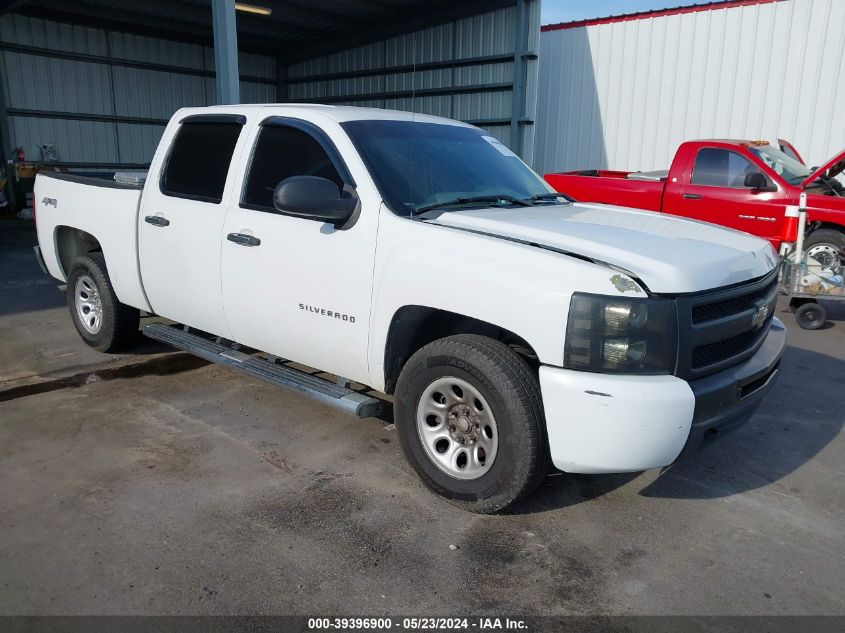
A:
[241,125,345,213]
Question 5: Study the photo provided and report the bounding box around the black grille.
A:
[676,268,779,379]
[692,278,777,324]
[692,325,770,369]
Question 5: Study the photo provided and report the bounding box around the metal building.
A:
[0,0,540,175]
[534,0,845,175]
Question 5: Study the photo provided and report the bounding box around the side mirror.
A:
[744,171,776,192]
[273,176,357,226]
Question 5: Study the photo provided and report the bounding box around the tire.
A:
[794,301,826,330]
[394,334,548,513]
[804,229,845,269]
[67,253,140,352]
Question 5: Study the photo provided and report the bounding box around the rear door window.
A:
[161,121,243,203]
[691,148,758,188]
[241,124,344,213]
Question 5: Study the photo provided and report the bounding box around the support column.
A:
[0,63,17,210]
[211,0,240,105]
[510,0,528,158]
[275,58,289,103]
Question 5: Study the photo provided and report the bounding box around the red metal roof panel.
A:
[541,0,784,32]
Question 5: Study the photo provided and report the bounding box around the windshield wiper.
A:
[412,194,533,215]
[524,192,575,203]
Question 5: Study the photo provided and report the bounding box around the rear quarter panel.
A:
[34,174,151,312]
[545,173,664,212]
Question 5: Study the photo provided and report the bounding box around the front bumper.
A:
[678,316,786,457]
[539,317,787,474]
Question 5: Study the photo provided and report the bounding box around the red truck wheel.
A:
[804,229,845,269]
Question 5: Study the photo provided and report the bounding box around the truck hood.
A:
[427,202,778,294]
[801,148,845,188]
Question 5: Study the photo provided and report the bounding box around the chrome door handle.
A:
[144,215,170,227]
[682,193,701,200]
[227,233,261,247]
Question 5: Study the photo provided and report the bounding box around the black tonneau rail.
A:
[37,170,144,190]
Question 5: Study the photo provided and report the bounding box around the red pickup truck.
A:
[545,140,845,267]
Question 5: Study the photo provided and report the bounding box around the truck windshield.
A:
[341,120,555,216]
[748,145,811,185]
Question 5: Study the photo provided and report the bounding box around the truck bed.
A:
[33,171,152,312]
[544,170,666,213]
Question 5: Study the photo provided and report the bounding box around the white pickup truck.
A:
[33,104,786,512]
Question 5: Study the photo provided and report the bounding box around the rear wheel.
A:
[795,301,826,330]
[67,253,140,352]
[394,334,548,513]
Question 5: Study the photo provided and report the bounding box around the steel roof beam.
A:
[0,0,28,16]
[260,0,372,27]
[15,1,292,56]
[287,0,517,63]
[73,0,328,39]
[317,0,410,17]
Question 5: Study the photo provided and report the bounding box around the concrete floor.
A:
[1,218,843,615]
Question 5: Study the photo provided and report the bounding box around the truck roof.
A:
[683,139,772,148]
[174,103,473,127]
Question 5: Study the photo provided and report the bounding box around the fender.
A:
[367,209,648,391]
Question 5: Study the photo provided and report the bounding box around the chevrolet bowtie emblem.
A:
[751,301,769,330]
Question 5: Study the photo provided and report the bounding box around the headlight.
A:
[564,293,677,374]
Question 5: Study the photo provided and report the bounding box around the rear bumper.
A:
[539,317,786,474]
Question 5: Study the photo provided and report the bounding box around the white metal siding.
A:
[535,0,845,174]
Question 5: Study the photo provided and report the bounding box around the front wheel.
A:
[394,335,548,513]
[67,253,140,352]
[804,228,845,270]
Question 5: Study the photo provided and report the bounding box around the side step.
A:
[142,323,384,419]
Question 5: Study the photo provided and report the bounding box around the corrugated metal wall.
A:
[0,14,275,167]
[0,4,543,168]
[534,0,845,174]
[287,1,541,162]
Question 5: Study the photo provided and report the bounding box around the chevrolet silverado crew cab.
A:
[545,139,845,268]
[33,105,786,513]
